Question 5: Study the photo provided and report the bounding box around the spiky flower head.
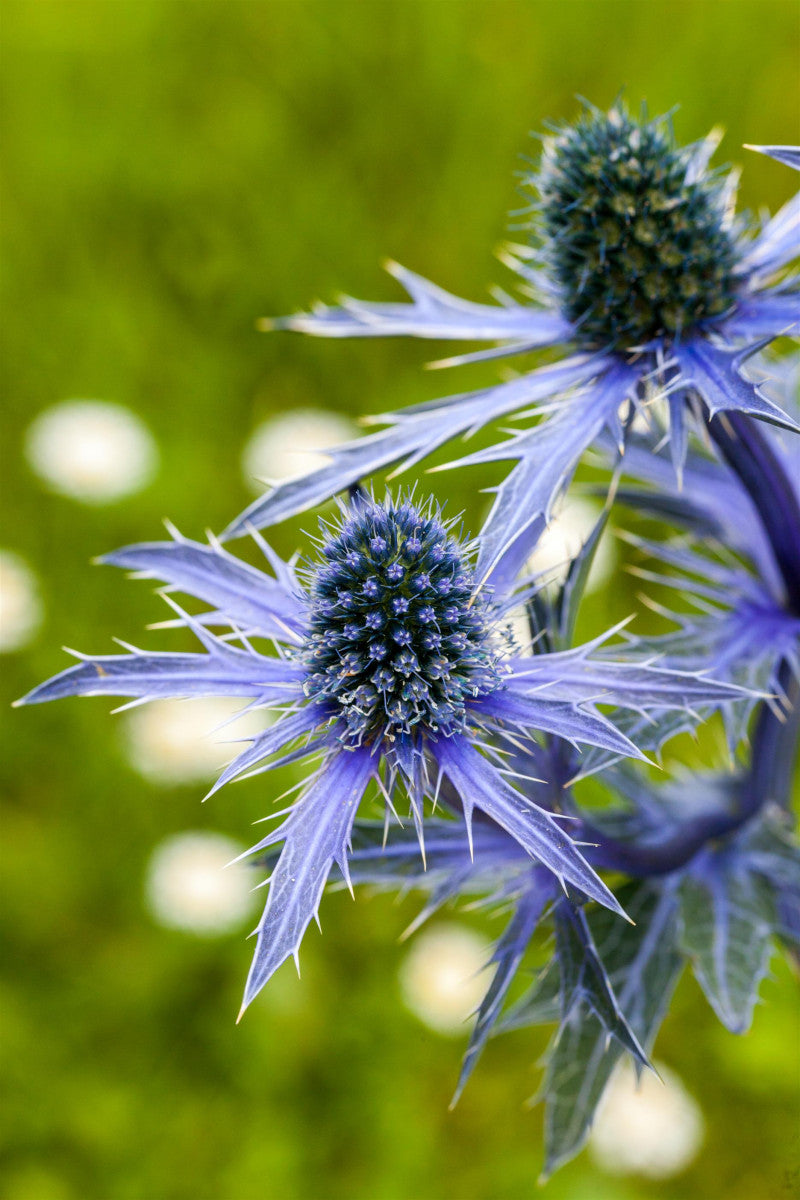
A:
[532,103,739,348]
[303,496,502,742]
[18,487,746,1014]
[234,99,798,589]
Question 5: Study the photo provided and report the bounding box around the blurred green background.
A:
[2,2,799,1198]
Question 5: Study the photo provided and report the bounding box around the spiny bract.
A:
[532,104,739,348]
[303,497,503,741]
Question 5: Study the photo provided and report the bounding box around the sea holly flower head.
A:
[17,488,748,1015]
[228,100,799,591]
[533,104,739,347]
[301,495,504,743]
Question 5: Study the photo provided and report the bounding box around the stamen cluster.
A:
[302,498,502,742]
[532,105,739,348]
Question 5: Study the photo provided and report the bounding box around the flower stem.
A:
[707,410,800,614]
[747,658,800,810]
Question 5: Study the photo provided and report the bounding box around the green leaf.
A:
[499,956,562,1031]
[679,862,775,1034]
[554,902,650,1067]
[541,882,683,1179]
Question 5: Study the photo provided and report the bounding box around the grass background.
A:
[2,2,799,1198]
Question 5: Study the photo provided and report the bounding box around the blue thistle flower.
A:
[16,492,743,1015]
[300,496,504,741]
[536,105,740,347]
[226,101,799,590]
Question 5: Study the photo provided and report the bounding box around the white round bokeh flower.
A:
[145,831,257,936]
[618,394,663,437]
[527,496,614,590]
[508,497,615,653]
[123,697,272,787]
[399,923,490,1036]
[241,408,356,491]
[0,551,44,653]
[589,1060,704,1179]
[26,400,157,503]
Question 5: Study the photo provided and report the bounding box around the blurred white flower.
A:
[0,551,43,652]
[241,408,356,491]
[527,496,614,591]
[399,923,490,1036]
[589,1059,704,1179]
[145,831,257,935]
[123,697,272,786]
[507,497,615,653]
[26,400,157,503]
[619,395,663,437]
[507,606,534,656]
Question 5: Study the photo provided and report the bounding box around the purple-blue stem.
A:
[708,411,800,614]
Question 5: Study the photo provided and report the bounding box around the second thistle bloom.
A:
[229,102,799,590]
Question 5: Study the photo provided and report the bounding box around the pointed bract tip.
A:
[256,317,277,332]
[600,886,633,924]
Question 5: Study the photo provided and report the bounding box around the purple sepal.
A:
[675,339,800,432]
[741,191,800,276]
[205,704,328,797]
[222,353,606,539]
[101,534,307,641]
[431,736,626,917]
[451,880,551,1105]
[745,144,800,171]
[476,688,645,761]
[238,745,376,1015]
[505,644,748,710]
[722,291,800,339]
[16,636,304,707]
[460,361,637,590]
[268,259,574,344]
